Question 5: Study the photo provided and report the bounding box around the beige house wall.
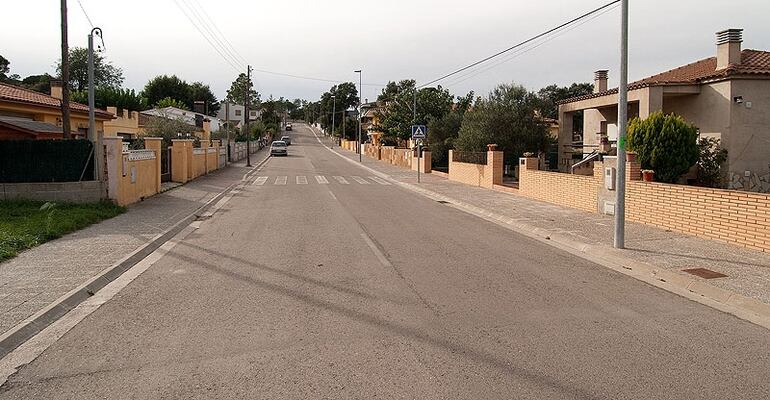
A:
[103,107,141,138]
[725,79,770,191]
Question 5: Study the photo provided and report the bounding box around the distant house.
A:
[558,29,770,192]
[0,81,113,140]
[216,102,261,128]
[360,101,384,144]
[103,107,142,140]
[141,106,220,140]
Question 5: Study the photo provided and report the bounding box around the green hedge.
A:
[0,140,95,183]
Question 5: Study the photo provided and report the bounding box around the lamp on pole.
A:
[354,70,362,162]
[88,27,104,183]
[331,94,336,145]
[614,0,629,249]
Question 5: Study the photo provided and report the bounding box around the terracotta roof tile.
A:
[0,82,113,118]
[561,49,770,104]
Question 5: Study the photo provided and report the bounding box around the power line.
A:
[75,0,94,28]
[172,0,243,73]
[179,0,245,70]
[441,2,620,88]
[418,0,621,88]
[189,0,249,67]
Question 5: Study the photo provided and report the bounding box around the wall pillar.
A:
[639,86,664,119]
[557,108,574,172]
[144,137,163,194]
[486,144,503,187]
[171,139,193,183]
[102,136,124,202]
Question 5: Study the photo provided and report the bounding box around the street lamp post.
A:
[331,94,336,146]
[614,0,629,249]
[88,27,104,184]
[354,70,362,162]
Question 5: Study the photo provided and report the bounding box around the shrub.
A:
[627,112,699,183]
[696,137,728,188]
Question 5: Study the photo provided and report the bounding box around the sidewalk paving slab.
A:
[0,151,266,338]
[325,136,770,311]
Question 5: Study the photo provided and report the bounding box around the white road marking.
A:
[351,176,369,184]
[360,233,392,267]
[252,176,268,186]
[333,176,349,184]
[275,176,287,185]
[370,176,391,185]
[315,176,329,184]
[329,191,337,200]
[296,176,308,185]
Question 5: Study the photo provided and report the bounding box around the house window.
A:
[235,110,242,116]
[250,111,256,116]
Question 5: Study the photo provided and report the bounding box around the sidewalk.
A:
[0,151,266,338]
[325,137,770,314]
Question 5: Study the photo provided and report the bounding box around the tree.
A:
[696,137,728,188]
[56,47,124,91]
[71,87,148,111]
[536,83,593,120]
[156,97,189,110]
[318,82,358,137]
[376,80,454,142]
[627,111,700,183]
[142,75,190,109]
[0,54,22,84]
[225,73,260,106]
[426,91,474,168]
[20,74,53,94]
[188,81,220,115]
[455,83,550,160]
[142,112,196,147]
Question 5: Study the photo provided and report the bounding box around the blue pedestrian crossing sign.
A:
[411,125,427,139]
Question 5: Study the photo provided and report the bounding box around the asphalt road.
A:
[1,124,768,399]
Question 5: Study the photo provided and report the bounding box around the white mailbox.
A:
[605,167,616,190]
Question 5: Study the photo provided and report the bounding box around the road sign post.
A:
[412,125,427,183]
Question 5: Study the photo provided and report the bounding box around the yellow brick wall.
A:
[518,163,600,213]
[627,182,770,252]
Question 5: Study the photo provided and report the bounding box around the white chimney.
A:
[594,70,608,93]
[716,29,743,69]
[50,80,63,100]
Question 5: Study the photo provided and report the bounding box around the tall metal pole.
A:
[356,70,362,162]
[331,95,336,145]
[225,101,230,164]
[614,0,629,249]
[88,28,102,183]
[245,65,252,167]
[414,85,420,183]
[60,0,71,139]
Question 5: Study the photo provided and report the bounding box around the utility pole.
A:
[245,65,252,167]
[331,94,336,146]
[225,101,230,164]
[354,70,362,162]
[88,27,103,183]
[614,0,629,249]
[414,85,420,183]
[60,0,71,138]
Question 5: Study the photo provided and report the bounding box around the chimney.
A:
[716,29,743,69]
[594,70,608,93]
[50,80,63,100]
[193,101,206,114]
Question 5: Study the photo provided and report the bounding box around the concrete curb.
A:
[307,124,770,330]
[0,156,270,360]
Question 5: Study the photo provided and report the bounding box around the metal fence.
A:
[453,151,488,165]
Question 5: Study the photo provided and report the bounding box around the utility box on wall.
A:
[605,167,616,190]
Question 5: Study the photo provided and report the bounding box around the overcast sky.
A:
[2,0,769,103]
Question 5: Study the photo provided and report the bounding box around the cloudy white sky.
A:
[2,0,769,103]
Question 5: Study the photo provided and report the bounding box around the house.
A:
[216,102,261,128]
[103,107,142,140]
[360,101,384,144]
[558,29,770,192]
[0,81,113,140]
[141,106,217,141]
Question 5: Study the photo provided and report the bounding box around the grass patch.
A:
[0,200,126,262]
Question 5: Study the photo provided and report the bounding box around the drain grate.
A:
[682,268,728,279]
[436,200,450,204]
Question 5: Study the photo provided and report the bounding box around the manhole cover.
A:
[682,268,728,279]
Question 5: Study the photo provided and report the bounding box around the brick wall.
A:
[627,181,770,252]
[448,150,502,188]
[518,157,599,213]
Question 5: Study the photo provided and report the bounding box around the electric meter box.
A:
[605,167,616,190]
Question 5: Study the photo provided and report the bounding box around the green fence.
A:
[0,140,95,183]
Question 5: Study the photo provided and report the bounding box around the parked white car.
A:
[270,141,288,156]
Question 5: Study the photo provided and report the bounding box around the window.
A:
[250,111,256,116]
[235,110,242,116]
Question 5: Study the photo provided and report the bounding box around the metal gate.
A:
[161,147,172,182]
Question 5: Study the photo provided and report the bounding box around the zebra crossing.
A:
[250,175,391,186]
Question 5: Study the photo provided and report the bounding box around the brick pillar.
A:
[627,159,642,181]
[144,137,163,194]
[171,139,193,183]
[487,144,503,187]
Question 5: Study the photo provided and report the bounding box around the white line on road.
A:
[275,176,287,185]
[315,176,329,184]
[360,233,392,267]
[329,191,337,200]
[252,176,268,186]
[296,176,308,185]
[370,176,391,185]
[333,176,349,184]
[351,176,369,184]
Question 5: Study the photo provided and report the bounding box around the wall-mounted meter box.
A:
[605,167,616,190]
